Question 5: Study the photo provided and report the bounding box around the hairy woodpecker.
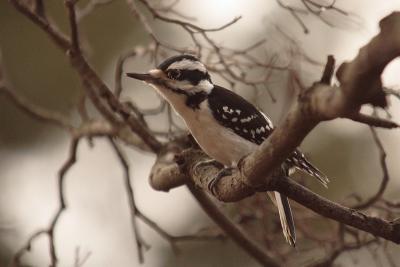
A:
[127,54,329,246]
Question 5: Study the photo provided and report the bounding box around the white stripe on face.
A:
[167,59,207,73]
[166,78,213,94]
[194,79,213,93]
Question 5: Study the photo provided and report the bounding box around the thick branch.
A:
[150,12,400,245]
[241,12,400,186]
[272,177,400,244]
[158,148,400,243]
[8,1,400,266]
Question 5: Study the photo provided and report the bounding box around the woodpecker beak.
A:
[126,69,163,83]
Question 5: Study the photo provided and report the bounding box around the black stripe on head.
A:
[176,69,211,85]
[158,55,199,71]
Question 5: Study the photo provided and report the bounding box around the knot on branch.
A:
[178,149,257,202]
[337,61,387,109]
[149,138,190,191]
[297,83,339,120]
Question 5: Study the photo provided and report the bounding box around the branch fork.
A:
[149,12,400,246]
[6,1,400,266]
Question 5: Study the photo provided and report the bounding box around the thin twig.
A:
[115,49,137,98]
[11,138,80,267]
[76,0,115,22]
[352,127,389,209]
[346,112,399,129]
[108,138,148,263]
[187,182,280,267]
[311,238,378,267]
[0,85,73,130]
[320,55,335,84]
[65,0,80,53]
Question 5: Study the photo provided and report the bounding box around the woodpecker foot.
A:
[208,167,234,196]
[193,159,223,176]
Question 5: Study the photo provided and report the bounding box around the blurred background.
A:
[1,0,400,266]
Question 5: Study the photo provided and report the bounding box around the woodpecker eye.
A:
[167,69,181,80]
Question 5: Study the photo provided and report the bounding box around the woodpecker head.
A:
[126,55,214,103]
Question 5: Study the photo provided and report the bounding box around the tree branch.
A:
[352,127,389,209]
[151,147,400,243]
[0,85,73,130]
[241,10,399,186]
[186,182,280,267]
[11,138,80,267]
[108,138,147,263]
[149,12,400,245]
[7,1,400,266]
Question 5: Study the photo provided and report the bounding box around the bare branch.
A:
[33,0,45,17]
[152,147,400,244]
[134,206,223,253]
[277,0,309,34]
[11,229,47,266]
[150,13,400,245]
[320,54,335,84]
[352,127,389,209]
[9,0,70,51]
[0,85,73,130]
[76,0,115,22]
[241,12,399,187]
[311,238,378,267]
[136,0,241,33]
[149,139,188,192]
[7,1,400,266]
[65,0,80,53]
[384,87,400,100]
[73,247,92,267]
[276,0,350,33]
[346,112,399,129]
[11,138,80,267]
[115,49,137,98]
[10,0,162,152]
[186,182,280,267]
[108,138,147,263]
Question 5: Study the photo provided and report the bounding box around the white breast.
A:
[148,84,258,166]
[178,101,258,167]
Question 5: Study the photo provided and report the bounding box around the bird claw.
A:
[193,160,233,196]
[207,167,234,196]
[193,159,223,176]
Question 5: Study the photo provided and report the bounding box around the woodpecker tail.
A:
[289,150,329,188]
[268,192,296,246]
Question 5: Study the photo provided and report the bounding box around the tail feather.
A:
[289,150,329,188]
[269,192,296,246]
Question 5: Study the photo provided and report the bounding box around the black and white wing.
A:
[208,85,328,186]
[208,86,296,244]
[207,85,273,145]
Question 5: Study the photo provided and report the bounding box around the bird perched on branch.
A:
[127,54,328,246]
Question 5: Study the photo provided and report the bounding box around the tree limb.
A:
[187,182,280,267]
[149,12,400,245]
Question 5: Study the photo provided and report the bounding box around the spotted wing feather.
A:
[208,85,328,187]
[208,85,273,145]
